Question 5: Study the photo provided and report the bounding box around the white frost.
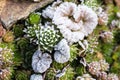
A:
[30,74,43,80]
[53,2,98,43]
[32,49,52,73]
[54,39,70,63]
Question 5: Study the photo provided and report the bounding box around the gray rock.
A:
[0,0,53,29]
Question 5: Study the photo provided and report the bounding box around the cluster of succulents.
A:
[0,45,14,80]
[0,0,120,80]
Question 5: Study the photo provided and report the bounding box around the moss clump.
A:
[15,70,30,80]
[60,67,75,80]
[114,29,120,45]
[70,44,79,62]
[45,68,56,80]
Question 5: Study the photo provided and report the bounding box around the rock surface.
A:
[0,0,53,29]
[115,0,120,8]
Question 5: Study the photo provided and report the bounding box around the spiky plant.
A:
[15,70,30,80]
[37,26,61,52]
[0,48,14,68]
[2,31,14,43]
[0,67,13,80]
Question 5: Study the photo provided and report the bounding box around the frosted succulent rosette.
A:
[96,7,108,25]
[0,47,14,67]
[88,61,101,76]
[53,2,98,44]
[32,49,52,73]
[99,31,113,43]
[24,22,60,52]
[24,24,40,38]
[42,0,62,19]
[30,74,43,80]
[0,68,12,80]
[54,39,70,63]
[37,25,60,52]
[76,74,96,80]
[88,60,109,76]
[107,73,119,80]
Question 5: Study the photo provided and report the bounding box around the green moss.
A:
[60,67,75,80]
[15,70,29,80]
[70,44,79,62]
[45,68,56,80]
[75,64,85,76]
[100,42,114,64]
[52,61,68,70]
[114,29,120,45]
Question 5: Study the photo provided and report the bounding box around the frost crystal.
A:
[32,49,52,73]
[76,74,96,80]
[53,2,98,43]
[54,39,70,63]
[30,74,43,80]
[107,73,119,80]
[42,1,62,19]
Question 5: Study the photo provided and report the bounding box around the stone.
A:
[115,0,120,8]
[0,0,53,29]
[0,22,6,38]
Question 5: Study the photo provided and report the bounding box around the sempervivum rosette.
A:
[37,25,60,52]
[76,74,96,80]
[0,68,12,80]
[0,47,14,68]
[107,73,119,80]
[53,2,98,43]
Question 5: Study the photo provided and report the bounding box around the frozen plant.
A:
[42,0,62,19]
[107,73,119,80]
[99,31,113,43]
[0,68,12,80]
[88,60,109,77]
[88,61,101,76]
[30,74,43,80]
[97,7,108,25]
[76,74,96,80]
[54,39,70,63]
[37,25,60,52]
[32,49,52,73]
[0,47,14,68]
[24,22,61,52]
[23,24,40,38]
[99,59,109,71]
[53,2,98,44]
